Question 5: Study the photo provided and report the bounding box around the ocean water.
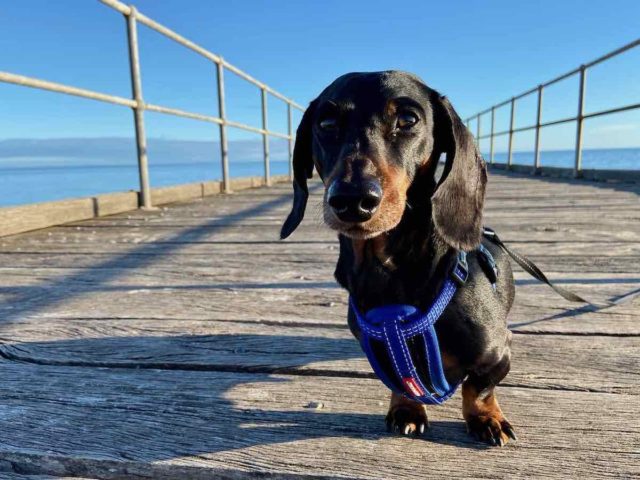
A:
[0,159,290,207]
[0,148,638,207]
[484,147,640,170]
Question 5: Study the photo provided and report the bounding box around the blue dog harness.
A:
[350,247,497,405]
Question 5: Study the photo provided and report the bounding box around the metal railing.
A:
[465,37,640,177]
[0,0,305,208]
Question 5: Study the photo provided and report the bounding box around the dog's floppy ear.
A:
[280,100,317,239]
[430,94,487,251]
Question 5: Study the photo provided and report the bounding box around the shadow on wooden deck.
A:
[0,188,310,328]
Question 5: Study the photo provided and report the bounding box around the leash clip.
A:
[451,251,469,286]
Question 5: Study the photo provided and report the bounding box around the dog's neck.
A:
[334,185,455,313]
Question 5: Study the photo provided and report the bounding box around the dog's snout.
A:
[327,180,382,222]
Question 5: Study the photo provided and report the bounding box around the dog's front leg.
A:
[462,354,516,446]
[385,392,428,436]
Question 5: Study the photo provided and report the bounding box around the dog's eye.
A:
[397,113,418,130]
[319,117,338,131]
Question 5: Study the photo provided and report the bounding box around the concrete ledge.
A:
[202,181,222,196]
[151,183,211,206]
[488,163,640,183]
[228,175,289,191]
[95,191,140,216]
[0,175,290,238]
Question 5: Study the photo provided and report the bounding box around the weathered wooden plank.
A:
[0,318,637,394]
[1,205,636,256]
[42,224,639,244]
[5,228,640,258]
[0,361,638,479]
[0,475,95,480]
[509,304,640,335]
[2,242,640,277]
[0,249,637,276]
[0,256,636,300]
[0,267,636,335]
[1,294,637,336]
[10,228,635,248]
[1,264,637,288]
[1,286,637,332]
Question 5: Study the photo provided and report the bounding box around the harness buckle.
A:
[451,251,469,286]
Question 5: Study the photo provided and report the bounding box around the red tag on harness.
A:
[402,377,424,397]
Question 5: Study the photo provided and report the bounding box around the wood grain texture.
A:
[0,361,638,480]
[0,169,638,478]
[0,320,637,394]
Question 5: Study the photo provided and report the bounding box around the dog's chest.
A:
[349,252,443,312]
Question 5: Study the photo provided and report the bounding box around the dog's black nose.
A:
[327,180,382,222]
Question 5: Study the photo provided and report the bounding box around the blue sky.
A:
[1,0,639,152]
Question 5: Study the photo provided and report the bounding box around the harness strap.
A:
[477,243,498,288]
[351,252,467,405]
[352,299,414,395]
[382,313,434,399]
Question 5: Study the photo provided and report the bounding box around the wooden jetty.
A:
[0,169,638,479]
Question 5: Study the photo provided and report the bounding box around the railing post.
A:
[215,60,231,193]
[261,87,270,186]
[489,106,495,164]
[476,114,481,150]
[507,97,516,169]
[287,102,294,181]
[533,85,544,174]
[574,65,587,177]
[125,5,152,209]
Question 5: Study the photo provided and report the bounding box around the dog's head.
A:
[281,71,487,251]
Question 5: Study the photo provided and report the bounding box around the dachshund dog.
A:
[281,71,516,446]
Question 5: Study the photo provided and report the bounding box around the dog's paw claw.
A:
[503,423,517,441]
[385,405,429,437]
[466,416,515,447]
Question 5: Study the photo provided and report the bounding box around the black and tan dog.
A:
[281,71,516,446]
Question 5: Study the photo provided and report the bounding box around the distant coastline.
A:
[1,137,638,169]
[485,147,639,170]
[0,138,638,207]
[0,137,290,167]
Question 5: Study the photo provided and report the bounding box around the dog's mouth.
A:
[335,223,383,240]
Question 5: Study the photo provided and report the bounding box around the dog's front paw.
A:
[466,414,516,447]
[385,393,428,436]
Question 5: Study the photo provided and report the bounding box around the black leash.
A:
[482,227,637,310]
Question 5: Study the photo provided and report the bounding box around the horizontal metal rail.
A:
[0,72,136,108]
[466,37,640,176]
[477,100,640,141]
[98,0,304,110]
[0,1,306,207]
